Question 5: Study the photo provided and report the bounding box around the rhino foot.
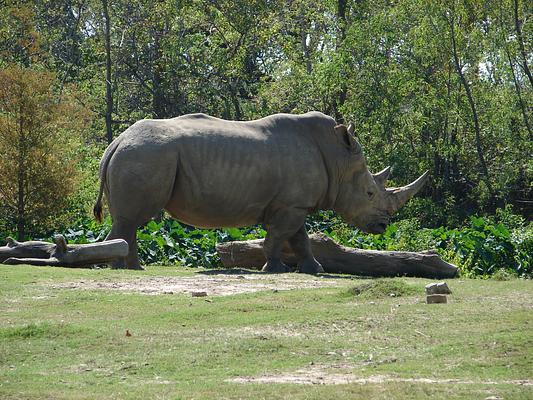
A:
[261,260,292,273]
[298,259,324,275]
[111,258,145,270]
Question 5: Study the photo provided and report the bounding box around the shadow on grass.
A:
[198,268,265,275]
[198,267,368,280]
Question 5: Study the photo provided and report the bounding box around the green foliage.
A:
[51,207,531,278]
[2,0,530,220]
[321,210,532,278]
[135,219,264,268]
[60,216,266,269]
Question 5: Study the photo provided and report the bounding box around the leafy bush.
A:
[311,209,532,278]
[59,216,265,268]
[135,219,265,267]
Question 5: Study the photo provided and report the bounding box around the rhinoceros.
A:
[93,111,428,272]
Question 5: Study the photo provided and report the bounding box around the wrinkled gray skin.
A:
[94,111,429,272]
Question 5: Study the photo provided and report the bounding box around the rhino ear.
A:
[6,237,17,248]
[347,123,355,136]
[334,124,361,154]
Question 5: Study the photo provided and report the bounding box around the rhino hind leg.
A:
[261,208,307,273]
[106,218,143,270]
[288,226,324,275]
[104,149,178,270]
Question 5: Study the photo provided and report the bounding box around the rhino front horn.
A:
[388,171,430,210]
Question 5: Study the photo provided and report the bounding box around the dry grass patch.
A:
[229,363,533,386]
[50,272,352,296]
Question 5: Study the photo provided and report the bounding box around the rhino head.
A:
[333,124,429,234]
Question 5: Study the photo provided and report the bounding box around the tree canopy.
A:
[0,65,89,238]
[0,0,531,230]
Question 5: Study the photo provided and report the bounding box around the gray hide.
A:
[94,111,428,272]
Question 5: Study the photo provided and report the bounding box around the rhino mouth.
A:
[366,221,389,234]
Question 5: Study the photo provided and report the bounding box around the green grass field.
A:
[0,265,532,399]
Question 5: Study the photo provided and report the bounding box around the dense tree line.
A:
[0,0,531,238]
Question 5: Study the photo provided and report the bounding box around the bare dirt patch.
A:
[51,272,351,296]
[229,363,533,386]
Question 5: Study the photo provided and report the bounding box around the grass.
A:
[0,265,532,399]
[347,279,420,298]
[0,322,86,339]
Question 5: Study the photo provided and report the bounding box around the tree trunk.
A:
[505,47,533,141]
[333,0,348,122]
[1,235,128,267]
[514,0,533,89]
[297,6,312,74]
[16,177,24,241]
[449,15,494,198]
[216,234,458,279]
[16,102,25,241]
[152,29,165,118]
[102,0,114,144]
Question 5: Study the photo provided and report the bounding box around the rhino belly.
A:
[165,183,270,228]
[165,201,265,228]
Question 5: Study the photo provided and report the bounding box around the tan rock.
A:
[426,294,447,304]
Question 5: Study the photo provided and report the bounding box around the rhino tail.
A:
[93,137,121,223]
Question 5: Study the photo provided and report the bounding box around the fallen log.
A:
[216,233,458,278]
[0,235,128,268]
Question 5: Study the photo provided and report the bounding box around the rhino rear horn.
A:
[373,166,391,187]
[388,171,430,211]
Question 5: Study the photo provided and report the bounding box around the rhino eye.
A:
[367,191,374,198]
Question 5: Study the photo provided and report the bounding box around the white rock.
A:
[425,282,452,295]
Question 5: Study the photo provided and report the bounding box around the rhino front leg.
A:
[261,209,306,273]
[288,225,324,274]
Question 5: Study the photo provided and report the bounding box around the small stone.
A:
[426,294,447,304]
[425,282,452,295]
[191,291,208,297]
